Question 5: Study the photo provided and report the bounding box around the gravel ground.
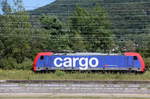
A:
[0,81,150,98]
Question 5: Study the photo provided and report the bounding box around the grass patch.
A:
[144,58,150,69]
[0,70,150,80]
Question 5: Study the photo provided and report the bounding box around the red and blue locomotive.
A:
[33,52,145,72]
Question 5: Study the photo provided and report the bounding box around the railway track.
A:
[1,80,150,84]
[0,80,150,96]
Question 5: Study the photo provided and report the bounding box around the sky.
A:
[22,0,55,10]
[0,0,55,12]
[0,0,55,14]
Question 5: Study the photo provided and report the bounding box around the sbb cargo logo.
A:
[53,56,99,70]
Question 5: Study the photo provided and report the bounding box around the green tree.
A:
[1,0,12,14]
[69,6,114,52]
[39,15,70,51]
[68,30,87,52]
[0,13,32,64]
[0,0,34,69]
[0,0,24,14]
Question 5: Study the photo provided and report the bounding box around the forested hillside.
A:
[31,0,150,35]
[30,0,150,57]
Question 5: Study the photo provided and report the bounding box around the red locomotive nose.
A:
[124,52,145,72]
[33,52,53,72]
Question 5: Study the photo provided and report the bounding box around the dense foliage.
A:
[69,6,114,52]
[32,0,150,35]
[32,0,150,56]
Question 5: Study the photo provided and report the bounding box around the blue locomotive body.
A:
[33,52,145,72]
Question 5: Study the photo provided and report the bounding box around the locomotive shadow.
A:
[33,70,144,74]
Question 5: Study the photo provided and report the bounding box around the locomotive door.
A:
[39,55,46,69]
[127,56,134,69]
[133,56,140,68]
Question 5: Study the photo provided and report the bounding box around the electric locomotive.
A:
[33,52,145,72]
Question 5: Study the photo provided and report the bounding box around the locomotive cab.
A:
[124,52,145,72]
[33,52,53,71]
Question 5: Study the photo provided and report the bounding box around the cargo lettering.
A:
[54,57,99,70]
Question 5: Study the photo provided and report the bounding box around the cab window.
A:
[40,56,44,60]
[133,56,138,60]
